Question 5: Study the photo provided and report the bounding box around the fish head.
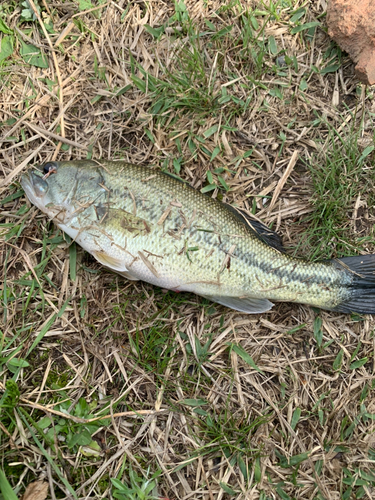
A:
[21,160,107,222]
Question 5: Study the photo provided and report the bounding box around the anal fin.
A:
[119,270,140,281]
[201,294,274,313]
[93,250,128,272]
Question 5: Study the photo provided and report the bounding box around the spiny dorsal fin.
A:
[224,204,285,253]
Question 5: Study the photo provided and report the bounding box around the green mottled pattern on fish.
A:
[21,160,375,314]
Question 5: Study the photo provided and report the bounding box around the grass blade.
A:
[0,470,18,500]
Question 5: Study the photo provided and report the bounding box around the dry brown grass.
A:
[1,0,375,499]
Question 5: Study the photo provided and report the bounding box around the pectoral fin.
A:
[93,251,128,272]
[96,206,152,237]
[202,294,274,313]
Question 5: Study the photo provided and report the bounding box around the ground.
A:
[1,1,375,499]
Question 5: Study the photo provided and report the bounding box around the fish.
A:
[21,159,375,314]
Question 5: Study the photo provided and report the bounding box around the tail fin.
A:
[331,255,375,314]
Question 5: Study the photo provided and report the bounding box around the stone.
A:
[327,0,375,85]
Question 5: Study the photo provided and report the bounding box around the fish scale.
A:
[21,160,375,314]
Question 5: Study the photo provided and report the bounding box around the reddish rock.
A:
[327,0,375,85]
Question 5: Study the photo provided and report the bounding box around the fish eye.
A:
[42,162,58,180]
[43,162,58,175]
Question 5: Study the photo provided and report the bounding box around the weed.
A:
[111,463,162,500]
[295,116,375,260]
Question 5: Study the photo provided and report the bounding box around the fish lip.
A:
[21,169,43,189]
[21,169,52,214]
[20,171,34,195]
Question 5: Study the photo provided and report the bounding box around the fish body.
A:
[21,160,375,314]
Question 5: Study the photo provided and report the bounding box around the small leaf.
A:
[214,25,233,38]
[203,124,219,138]
[145,128,155,143]
[0,35,14,62]
[350,357,367,370]
[38,417,52,429]
[359,469,375,482]
[0,469,19,500]
[90,95,102,104]
[131,75,146,92]
[269,87,283,99]
[201,184,216,193]
[290,8,306,23]
[313,316,323,347]
[237,454,247,480]
[181,398,207,407]
[67,428,92,448]
[116,84,132,96]
[250,16,259,30]
[210,146,220,161]
[111,478,127,492]
[173,158,181,174]
[69,242,76,281]
[358,145,374,163]
[290,407,301,430]
[276,486,292,500]
[219,482,237,495]
[188,138,196,156]
[0,19,13,35]
[229,343,264,373]
[268,35,277,54]
[349,341,361,362]
[80,440,101,457]
[144,23,165,39]
[286,323,306,335]
[75,397,89,417]
[288,451,309,467]
[218,175,229,191]
[299,79,308,91]
[333,348,344,371]
[79,0,93,9]
[253,457,261,483]
[21,0,41,20]
[360,384,369,402]
[7,357,30,368]
[291,21,320,34]
[193,408,208,416]
[318,409,324,426]
[320,63,341,74]
[205,19,216,31]
[20,40,49,68]
[315,459,323,475]
[206,171,214,184]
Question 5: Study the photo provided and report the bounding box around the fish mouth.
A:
[21,170,49,197]
[21,169,52,213]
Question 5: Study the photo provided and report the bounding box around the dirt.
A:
[327,0,375,84]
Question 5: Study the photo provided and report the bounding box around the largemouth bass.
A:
[21,160,375,314]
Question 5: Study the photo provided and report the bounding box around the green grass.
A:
[295,116,375,260]
[111,463,162,500]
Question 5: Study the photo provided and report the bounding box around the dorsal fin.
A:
[224,204,285,253]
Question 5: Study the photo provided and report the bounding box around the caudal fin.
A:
[331,255,375,314]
